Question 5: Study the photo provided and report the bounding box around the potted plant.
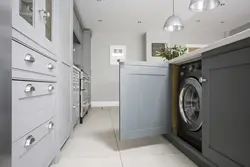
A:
[156,44,187,62]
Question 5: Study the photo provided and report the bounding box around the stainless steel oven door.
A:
[179,77,202,131]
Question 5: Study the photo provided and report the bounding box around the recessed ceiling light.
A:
[196,20,201,22]
[221,21,225,23]
[137,21,142,23]
[98,20,102,22]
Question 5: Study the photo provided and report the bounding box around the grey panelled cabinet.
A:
[202,42,250,167]
[119,62,171,140]
[83,30,92,75]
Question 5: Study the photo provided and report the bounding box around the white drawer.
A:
[12,118,56,167]
[12,81,56,142]
[12,41,56,77]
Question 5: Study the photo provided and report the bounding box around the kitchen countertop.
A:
[169,29,250,65]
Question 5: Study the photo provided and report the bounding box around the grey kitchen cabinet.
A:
[83,30,92,75]
[119,62,171,140]
[12,0,56,54]
[202,39,250,167]
[73,10,82,44]
[57,63,72,147]
[57,0,72,65]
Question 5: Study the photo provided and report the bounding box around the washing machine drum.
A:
[179,77,202,131]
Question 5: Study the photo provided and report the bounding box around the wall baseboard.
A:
[91,101,119,107]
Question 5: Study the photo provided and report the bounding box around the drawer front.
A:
[12,41,56,77]
[12,81,56,142]
[12,118,56,167]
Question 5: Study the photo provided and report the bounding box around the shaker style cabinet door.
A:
[12,0,56,55]
[12,0,38,42]
[41,0,56,54]
[202,46,250,167]
[119,62,171,140]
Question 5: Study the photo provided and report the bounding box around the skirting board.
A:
[91,101,119,107]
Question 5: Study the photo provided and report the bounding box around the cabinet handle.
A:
[24,54,35,63]
[25,84,35,93]
[199,77,207,83]
[39,9,50,18]
[48,85,54,92]
[73,105,76,109]
[24,135,36,147]
[48,121,55,129]
[48,63,54,70]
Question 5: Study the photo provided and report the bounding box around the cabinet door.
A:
[57,0,71,65]
[39,0,56,53]
[202,47,250,167]
[57,63,72,146]
[12,0,37,41]
[119,62,171,140]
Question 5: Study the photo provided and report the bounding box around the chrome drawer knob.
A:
[25,84,35,93]
[48,85,54,91]
[24,135,36,147]
[24,54,35,63]
[73,105,76,109]
[199,77,207,83]
[48,121,55,129]
[48,63,54,70]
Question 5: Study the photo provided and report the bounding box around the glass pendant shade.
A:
[189,0,220,12]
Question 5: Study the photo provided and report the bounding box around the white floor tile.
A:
[52,156,123,167]
[53,107,197,167]
[118,136,181,156]
[121,154,197,167]
[61,137,119,158]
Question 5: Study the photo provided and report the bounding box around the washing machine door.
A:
[179,77,202,131]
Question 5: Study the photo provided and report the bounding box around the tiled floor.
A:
[51,107,197,167]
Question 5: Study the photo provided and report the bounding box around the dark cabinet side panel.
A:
[202,47,250,167]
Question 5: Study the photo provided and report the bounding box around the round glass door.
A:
[179,78,202,131]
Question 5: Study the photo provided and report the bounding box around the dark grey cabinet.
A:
[202,43,250,167]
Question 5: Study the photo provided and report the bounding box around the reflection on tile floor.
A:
[51,107,197,167]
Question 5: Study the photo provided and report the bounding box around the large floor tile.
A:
[118,136,181,156]
[121,154,197,167]
[52,156,123,167]
[61,137,119,158]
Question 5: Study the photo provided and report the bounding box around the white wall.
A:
[91,32,145,103]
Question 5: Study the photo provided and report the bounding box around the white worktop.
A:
[169,29,250,65]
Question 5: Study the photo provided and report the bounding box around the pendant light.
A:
[189,0,220,12]
[163,0,184,32]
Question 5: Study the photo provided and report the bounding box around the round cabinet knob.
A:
[24,54,35,63]
[199,77,207,83]
[48,121,55,129]
[48,85,54,92]
[48,63,54,70]
[25,84,36,93]
[73,105,76,109]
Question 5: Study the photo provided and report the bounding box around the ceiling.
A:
[75,0,250,33]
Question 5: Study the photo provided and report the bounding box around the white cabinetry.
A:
[12,0,56,55]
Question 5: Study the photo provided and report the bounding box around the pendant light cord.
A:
[173,0,175,15]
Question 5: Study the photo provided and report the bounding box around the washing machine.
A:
[178,60,202,152]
